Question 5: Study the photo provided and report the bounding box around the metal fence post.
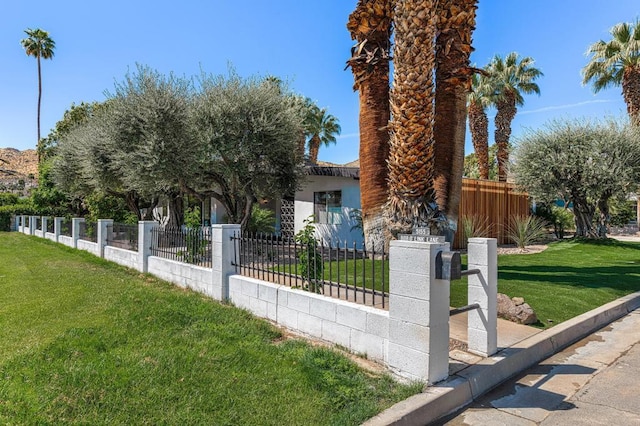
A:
[467,237,498,356]
[388,239,451,384]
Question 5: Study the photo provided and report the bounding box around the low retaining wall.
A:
[105,246,138,270]
[45,232,56,242]
[77,239,99,256]
[58,235,74,247]
[148,256,213,297]
[228,275,389,363]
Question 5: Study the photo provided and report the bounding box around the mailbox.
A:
[435,251,462,280]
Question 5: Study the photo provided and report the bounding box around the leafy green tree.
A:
[513,118,640,238]
[463,144,498,179]
[21,28,55,161]
[487,52,543,181]
[582,19,640,125]
[189,71,305,230]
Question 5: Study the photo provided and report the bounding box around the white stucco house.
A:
[203,161,364,246]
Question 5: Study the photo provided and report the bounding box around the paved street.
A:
[441,308,640,425]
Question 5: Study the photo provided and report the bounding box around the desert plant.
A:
[460,214,491,248]
[507,215,549,250]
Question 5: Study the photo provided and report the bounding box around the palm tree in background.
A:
[467,72,493,179]
[487,52,542,181]
[346,0,393,251]
[305,104,341,164]
[387,0,440,235]
[433,0,478,239]
[582,19,640,125]
[21,28,56,163]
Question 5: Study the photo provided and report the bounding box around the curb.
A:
[364,291,640,426]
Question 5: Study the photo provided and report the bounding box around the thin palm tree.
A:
[387,0,440,235]
[346,0,393,251]
[467,72,493,179]
[433,0,479,239]
[305,104,341,164]
[582,19,640,125]
[21,28,56,162]
[487,52,542,181]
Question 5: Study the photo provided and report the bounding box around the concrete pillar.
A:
[54,217,63,243]
[388,240,451,384]
[13,215,20,232]
[29,216,37,235]
[467,238,498,356]
[211,224,241,301]
[72,218,85,249]
[97,219,114,258]
[137,221,157,273]
[17,215,24,233]
[42,216,48,235]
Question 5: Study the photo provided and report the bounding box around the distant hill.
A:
[0,148,38,194]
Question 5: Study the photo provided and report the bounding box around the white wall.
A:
[228,275,389,363]
[104,246,139,270]
[148,256,213,296]
[77,239,99,256]
[295,176,363,246]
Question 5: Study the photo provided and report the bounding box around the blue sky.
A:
[1,1,638,164]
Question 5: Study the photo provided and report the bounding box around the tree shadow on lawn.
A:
[498,264,640,290]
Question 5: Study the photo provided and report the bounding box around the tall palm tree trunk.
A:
[494,95,516,181]
[387,0,439,237]
[308,135,321,164]
[434,0,478,240]
[347,0,392,251]
[623,68,640,126]
[37,55,43,162]
[468,102,490,179]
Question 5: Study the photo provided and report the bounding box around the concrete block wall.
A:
[228,275,389,363]
[58,235,74,247]
[104,246,139,270]
[77,239,99,256]
[148,256,213,296]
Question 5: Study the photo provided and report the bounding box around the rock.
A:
[497,293,537,325]
[512,297,525,306]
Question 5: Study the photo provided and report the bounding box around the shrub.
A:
[0,193,19,206]
[609,199,636,227]
[246,205,276,234]
[460,214,491,248]
[507,215,549,250]
[295,216,323,293]
[0,204,38,231]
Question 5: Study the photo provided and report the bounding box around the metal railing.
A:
[232,233,388,309]
[150,226,212,268]
[34,217,42,231]
[106,223,138,251]
[46,217,55,233]
[60,219,72,237]
[78,221,97,242]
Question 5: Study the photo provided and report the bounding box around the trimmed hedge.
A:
[0,205,38,232]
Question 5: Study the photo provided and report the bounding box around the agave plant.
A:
[506,215,549,251]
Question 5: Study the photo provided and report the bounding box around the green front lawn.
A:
[0,233,420,425]
[452,238,640,328]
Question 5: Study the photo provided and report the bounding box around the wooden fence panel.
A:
[453,178,530,249]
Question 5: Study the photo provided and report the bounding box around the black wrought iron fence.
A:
[78,221,97,242]
[231,233,388,309]
[150,226,212,268]
[34,217,42,231]
[46,217,55,233]
[60,219,72,237]
[106,223,138,251]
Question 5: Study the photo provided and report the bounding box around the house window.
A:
[314,191,342,225]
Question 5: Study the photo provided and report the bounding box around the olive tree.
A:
[188,72,305,229]
[513,118,640,237]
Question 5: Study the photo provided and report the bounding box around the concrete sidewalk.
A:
[365,291,640,426]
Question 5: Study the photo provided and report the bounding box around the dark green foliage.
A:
[0,193,19,206]
[534,203,574,238]
[246,204,276,234]
[609,198,636,227]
